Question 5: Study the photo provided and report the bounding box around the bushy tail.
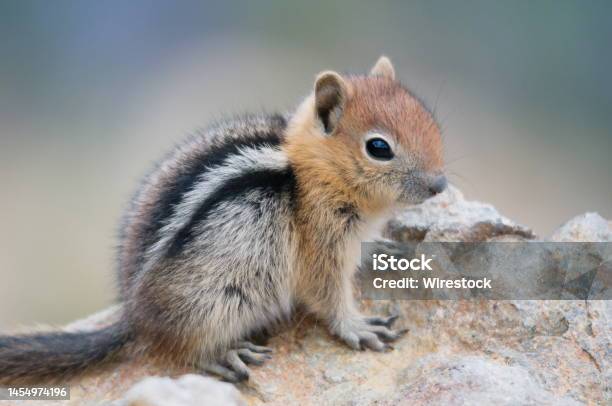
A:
[0,321,131,384]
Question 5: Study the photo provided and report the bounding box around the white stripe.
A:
[142,145,289,270]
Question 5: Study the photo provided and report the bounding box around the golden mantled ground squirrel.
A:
[0,56,446,384]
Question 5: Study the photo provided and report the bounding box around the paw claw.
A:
[237,347,273,366]
[203,342,272,382]
[366,313,400,328]
[336,314,406,352]
[202,362,246,383]
[238,341,273,353]
[385,314,400,328]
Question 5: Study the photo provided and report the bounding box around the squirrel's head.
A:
[287,56,445,211]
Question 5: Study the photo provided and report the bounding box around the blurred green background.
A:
[1,1,610,328]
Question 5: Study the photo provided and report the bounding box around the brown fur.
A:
[285,74,443,212]
[285,65,443,327]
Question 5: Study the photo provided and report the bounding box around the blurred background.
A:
[1,1,610,328]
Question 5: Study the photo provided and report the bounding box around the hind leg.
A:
[201,341,273,382]
[134,273,278,383]
[193,289,283,382]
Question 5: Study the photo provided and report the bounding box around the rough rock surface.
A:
[9,186,610,405]
[551,212,612,242]
[386,185,535,242]
[113,374,244,406]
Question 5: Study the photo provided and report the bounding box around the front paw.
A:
[332,314,407,352]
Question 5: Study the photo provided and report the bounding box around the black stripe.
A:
[144,115,286,249]
[224,285,251,308]
[165,165,296,258]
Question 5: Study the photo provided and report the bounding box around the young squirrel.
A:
[0,56,446,383]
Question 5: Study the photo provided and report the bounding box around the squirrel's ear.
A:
[370,55,395,80]
[314,71,349,135]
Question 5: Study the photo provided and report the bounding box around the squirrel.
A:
[0,56,446,384]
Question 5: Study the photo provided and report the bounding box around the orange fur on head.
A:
[340,76,443,171]
[285,57,444,217]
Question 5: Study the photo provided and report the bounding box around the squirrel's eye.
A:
[366,138,394,160]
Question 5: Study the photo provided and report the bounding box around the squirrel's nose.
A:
[428,175,447,195]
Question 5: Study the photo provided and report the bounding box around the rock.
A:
[16,186,611,405]
[386,185,535,242]
[115,374,244,406]
[551,212,612,242]
[394,355,580,405]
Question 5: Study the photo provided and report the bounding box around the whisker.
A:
[431,80,447,122]
[444,153,473,167]
[446,170,478,194]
